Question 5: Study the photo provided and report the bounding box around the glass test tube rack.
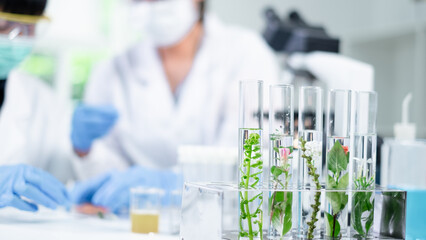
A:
[180,182,406,240]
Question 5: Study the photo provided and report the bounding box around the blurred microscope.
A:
[262,9,374,94]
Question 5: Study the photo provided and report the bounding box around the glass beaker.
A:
[268,84,295,239]
[130,187,164,234]
[297,86,323,239]
[350,91,377,238]
[238,80,264,240]
[325,89,351,238]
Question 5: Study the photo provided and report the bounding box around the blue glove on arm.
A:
[70,166,182,214]
[71,104,119,152]
[0,164,70,212]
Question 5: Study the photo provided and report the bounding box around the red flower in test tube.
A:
[342,145,349,155]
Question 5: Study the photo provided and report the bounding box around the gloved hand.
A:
[0,164,70,212]
[71,104,119,153]
[70,166,182,214]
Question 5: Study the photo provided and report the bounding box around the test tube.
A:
[350,91,377,188]
[238,80,264,187]
[298,86,323,187]
[297,86,323,239]
[238,80,264,239]
[268,84,295,238]
[325,89,351,238]
[349,91,377,238]
[269,84,295,188]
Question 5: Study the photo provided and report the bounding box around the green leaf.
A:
[253,145,261,152]
[251,160,263,168]
[273,147,280,154]
[325,212,333,236]
[337,173,349,189]
[253,153,262,159]
[365,205,374,234]
[327,175,337,188]
[352,192,366,236]
[326,191,348,214]
[271,209,282,233]
[325,212,340,237]
[282,193,292,235]
[365,192,373,211]
[268,194,273,212]
[270,192,293,236]
[271,166,283,178]
[326,192,341,213]
[274,191,284,202]
[327,141,348,174]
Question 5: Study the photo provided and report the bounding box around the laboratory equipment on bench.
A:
[382,93,426,240]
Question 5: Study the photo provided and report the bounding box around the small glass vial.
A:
[349,91,377,238]
[268,84,295,239]
[297,86,323,239]
[325,89,351,238]
[238,80,264,240]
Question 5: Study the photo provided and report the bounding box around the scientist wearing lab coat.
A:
[70,0,279,212]
[0,0,70,212]
[71,0,279,178]
[0,2,73,183]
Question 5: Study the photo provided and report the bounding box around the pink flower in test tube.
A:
[279,148,291,165]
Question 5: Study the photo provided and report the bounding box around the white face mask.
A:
[130,0,199,47]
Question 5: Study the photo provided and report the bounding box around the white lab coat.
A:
[74,16,280,180]
[0,70,74,182]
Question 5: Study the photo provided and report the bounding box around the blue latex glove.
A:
[71,104,119,152]
[0,164,70,212]
[70,166,182,214]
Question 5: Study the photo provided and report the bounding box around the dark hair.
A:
[0,0,47,16]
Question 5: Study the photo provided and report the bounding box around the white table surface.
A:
[0,207,178,240]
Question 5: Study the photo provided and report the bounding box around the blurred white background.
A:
[33,0,426,139]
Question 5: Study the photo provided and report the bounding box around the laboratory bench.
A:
[0,207,177,240]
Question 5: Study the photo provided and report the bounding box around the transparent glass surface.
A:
[350,91,377,135]
[180,183,406,240]
[239,80,263,130]
[299,86,323,132]
[269,84,294,136]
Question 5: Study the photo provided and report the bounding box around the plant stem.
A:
[245,147,254,239]
[240,133,262,240]
[300,137,321,239]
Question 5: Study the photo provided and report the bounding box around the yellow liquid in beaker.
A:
[131,211,159,234]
